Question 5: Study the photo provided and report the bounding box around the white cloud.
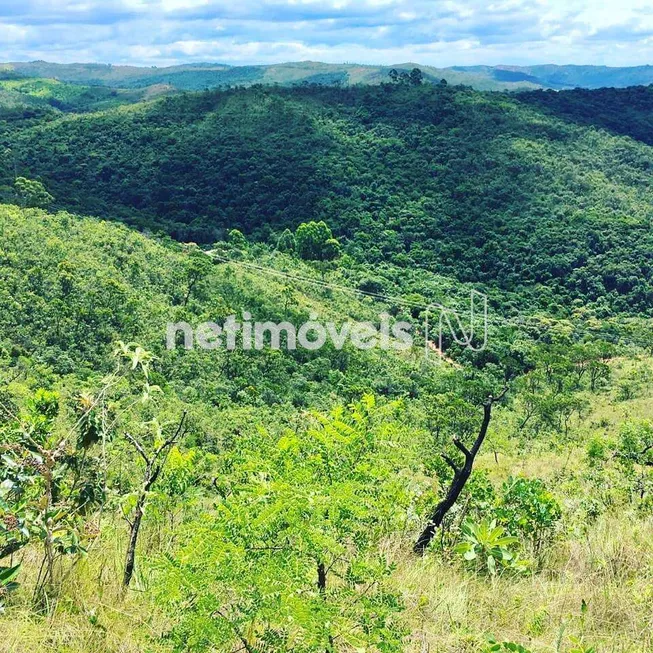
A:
[0,23,29,43]
[0,0,651,67]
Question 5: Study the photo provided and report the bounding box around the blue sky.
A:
[1,1,652,67]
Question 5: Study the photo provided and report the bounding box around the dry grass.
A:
[5,512,652,652]
[0,523,170,653]
[393,513,653,653]
[2,359,653,652]
[392,361,653,653]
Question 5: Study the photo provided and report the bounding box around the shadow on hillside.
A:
[517,86,653,146]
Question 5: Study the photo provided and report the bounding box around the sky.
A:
[1,0,652,68]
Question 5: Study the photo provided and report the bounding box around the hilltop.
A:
[3,60,653,92]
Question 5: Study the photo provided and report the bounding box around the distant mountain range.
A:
[2,61,653,92]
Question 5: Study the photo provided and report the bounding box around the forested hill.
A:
[519,85,653,146]
[4,73,653,652]
[2,82,653,314]
[4,60,653,91]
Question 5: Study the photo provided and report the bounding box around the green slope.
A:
[0,76,176,113]
[3,83,653,314]
[2,69,653,653]
[0,202,467,408]
[518,85,653,146]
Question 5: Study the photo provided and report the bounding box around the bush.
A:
[495,477,562,559]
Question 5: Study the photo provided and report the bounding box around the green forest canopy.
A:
[1,82,653,314]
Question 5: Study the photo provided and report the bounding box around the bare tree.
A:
[414,389,508,554]
[123,411,188,587]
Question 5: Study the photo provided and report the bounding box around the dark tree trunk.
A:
[414,390,507,554]
[122,412,187,588]
[123,495,146,587]
[316,562,334,652]
[317,562,327,594]
[413,442,476,554]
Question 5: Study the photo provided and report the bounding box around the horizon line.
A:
[3,59,653,71]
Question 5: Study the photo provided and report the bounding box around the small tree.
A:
[0,389,103,607]
[228,229,248,249]
[14,177,54,209]
[495,477,561,560]
[182,249,212,307]
[276,228,296,253]
[614,420,653,508]
[122,412,188,587]
[295,221,341,262]
[155,396,424,652]
[409,67,424,86]
[111,341,189,588]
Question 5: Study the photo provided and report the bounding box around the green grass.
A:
[2,358,652,652]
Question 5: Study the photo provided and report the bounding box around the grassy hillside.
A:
[0,61,536,91]
[2,70,653,653]
[0,76,176,113]
[455,64,653,89]
[0,203,467,409]
[514,64,653,89]
[1,203,653,652]
[3,83,653,314]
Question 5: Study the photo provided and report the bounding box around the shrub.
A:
[495,477,562,559]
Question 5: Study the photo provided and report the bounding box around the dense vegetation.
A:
[0,77,174,114]
[2,82,653,314]
[519,85,653,146]
[1,74,653,652]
